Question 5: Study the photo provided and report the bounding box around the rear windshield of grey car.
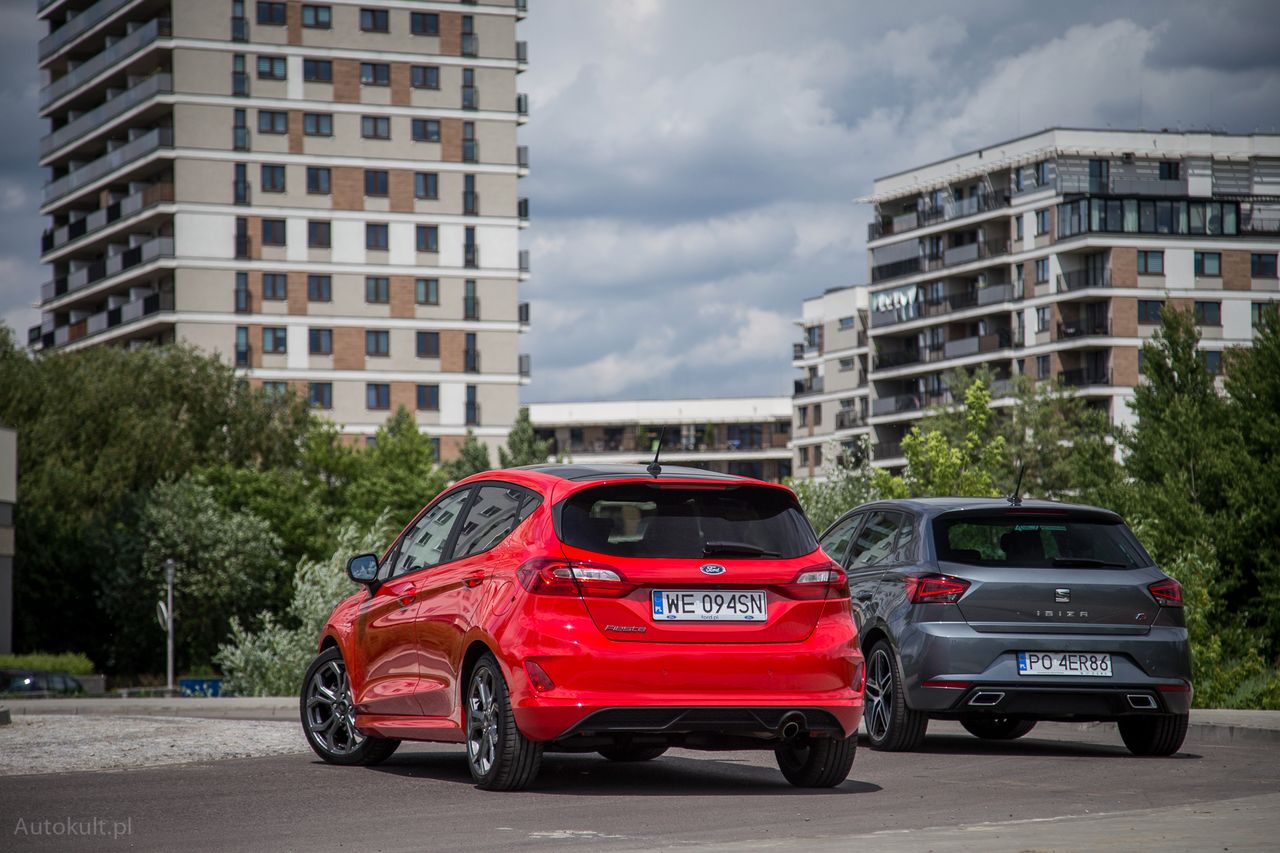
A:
[933,514,1153,568]
[559,484,818,559]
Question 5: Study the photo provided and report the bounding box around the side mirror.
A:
[347,553,380,585]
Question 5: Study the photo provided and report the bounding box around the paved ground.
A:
[1,716,1277,851]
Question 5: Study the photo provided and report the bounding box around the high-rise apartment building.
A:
[822,129,1280,469]
[790,284,870,479]
[31,0,530,459]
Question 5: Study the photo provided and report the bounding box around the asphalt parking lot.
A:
[1,714,1277,852]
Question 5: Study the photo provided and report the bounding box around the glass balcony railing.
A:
[465,402,481,425]
[516,93,528,115]
[1060,368,1112,387]
[461,34,478,57]
[41,181,173,256]
[463,190,479,215]
[40,235,174,304]
[518,354,531,378]
[516,41,528,63]
[464,245,479,268]
[40,18,171,109]
[517,197,529,220]
[518,301,530,325]
[793,376,824,396]
[517,145,529,168]
[1055,319,1111,341]
[41,73,173,159]
[39,0,135,60]
[44,127,173,205]
[463,295,480,320]
[1057,268,1111,292]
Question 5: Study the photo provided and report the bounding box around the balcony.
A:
[39,0,136,61]
[233,71,250,96]
[518,354,531,378]
[235,286,250,313]
[835,409,865,430]
[518,301,530,326]
[944,239,1009,268]
[868,192,1009,240]
[979,330,1013,353]
[1056,319,1111,341]
[464,244,479,269]
[792,342,807,360]
[977,282,1016,305]
[231,15,247,41]
[872,393,928,417]
[42,73,173,160]
[465,402,481,426]
[40,235,174,304]
[517,145,529,169]
[873,348,920,370]
[464,349,480,373]
[1057,268,1111,292]
[870,256,920,283]
[461,85,478,110]
[44,127,173,205]
[516,93,528,116]
[872,441,904,461]
[943,336,979,359]
[518,197,529,221]
[235,233,251,259]
[41,18,171,110]
[461,34,478,57]
[1060,368,1112,387]
[793,376,824,397]
[42,181,172,256]
[516,41,528,63]
[234,179,251,205]
[1242,209,1280,234]
[235,344,251,367]
[233,126,250,151]
[464,295,480,320]
[463,190,479,215]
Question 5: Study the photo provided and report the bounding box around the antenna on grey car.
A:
[1008,460,1025,506]
[647,427,666,478]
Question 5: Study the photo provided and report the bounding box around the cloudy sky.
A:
[2,0,1278,402]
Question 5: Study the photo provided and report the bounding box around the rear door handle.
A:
[464,573,485,589]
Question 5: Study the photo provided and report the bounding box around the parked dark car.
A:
[1,669,85,697]
[818,498,1193,756]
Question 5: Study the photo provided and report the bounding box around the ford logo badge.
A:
[700,564,726,575]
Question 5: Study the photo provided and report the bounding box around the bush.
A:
[0,652,96,675]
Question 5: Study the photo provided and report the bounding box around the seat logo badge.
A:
[1136,612,1148,622]
[1055,588,1071,603]
[700,564,726,575]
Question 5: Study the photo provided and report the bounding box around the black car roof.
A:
[515,463,750,483]
[842,497,1124,522]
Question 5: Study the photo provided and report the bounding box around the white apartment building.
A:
[31,0,530,460]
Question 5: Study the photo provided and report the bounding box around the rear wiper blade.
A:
[703,541,779,557]
[1051,557,1128,568]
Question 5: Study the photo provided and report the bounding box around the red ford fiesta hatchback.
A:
[301,464,865,790]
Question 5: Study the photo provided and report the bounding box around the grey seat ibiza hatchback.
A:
[819,498,1193,756]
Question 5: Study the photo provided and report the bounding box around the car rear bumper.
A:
[925,683,1192,718]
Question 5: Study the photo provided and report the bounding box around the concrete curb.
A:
[0,705,10,726]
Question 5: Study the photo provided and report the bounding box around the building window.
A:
[262,273,287,300]
[234,162,249,204]
[1252,253,1278,278]
[796,406,807,428]
[417,331,440,358]
[1252,302,1277,327]
[366,223,389,250]
[1034,258,1049,283]
[1034,160,1050,187]
[309,328,332,355]
[411,65,440,89]
[235,326,250,366]
[360,62,390,86]
[306,166,330,194]
[232,54,249,95]
[308,382,332,408]
[838,357,855,372]
[365,276,390,303]
[412,119,441,142]
[258,110,287,134]
[256,2,286,25]
[1137,250,1164,275]
[1036,306,1050,332]
[1137,300,1164,324]
[1194,301,1222,326]
[260,164,286,192]
[303,113,332,136]
[233,108,248,150]
[417,384,439,411]
[416,278,439,304]
[415,172,438,199]
[261,219,286,246]
[812,404,822,426]
[837,315,855,331]
[308,220,331,248]
[303,59,332,82]
[1195,252,1222,277]
[262,327,287,354]
[1015,216,1024,241]
[301,4,331,28]
[1202,350,1222,375]
[307,274,331,302]
[359,8,389,31]
[411,11,439,34]
[797,446,809,467]
[361,116,390,139]
[1159,161,1180,181]
[416,225,439,253]
[364,169,389,196]
[367,383,390,410]
[1035,208,1050,235]
[366,330,389,356]
[463,121,477,162]
[262,381,288,397]
[1036,355,1050,379]
[235,271,250,312]
[257,56,287,80]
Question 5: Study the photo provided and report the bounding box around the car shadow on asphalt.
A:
[908,734,1202,760]
[361,750,883,795]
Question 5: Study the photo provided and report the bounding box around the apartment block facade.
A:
[529,398,794,483]
[31,0,530,459]
[808,129,1280,470]
[790,284,871,479]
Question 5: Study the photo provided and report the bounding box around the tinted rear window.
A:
[559,484,817,559]
[934,515,1152,568]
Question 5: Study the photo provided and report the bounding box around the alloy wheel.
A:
[865,648,894,740]
[467,667,500,777]
[305,659,364,755]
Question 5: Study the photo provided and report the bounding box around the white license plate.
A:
[1017,652,1112,677]
[651,590,767,622]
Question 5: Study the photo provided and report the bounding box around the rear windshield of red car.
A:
[558,483,818,560]
[933,514,1153,568]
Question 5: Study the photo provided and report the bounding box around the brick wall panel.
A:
[245,216,262,259]
[287,271,308,314]
[287,110,303,154]
[287,0,302,44]
[440,118,463,162]
[1112,295,1137,336]
[389,169,414,213]
[390,62,411,106]
[333,59,361,103]
[389,275,415,318]
[1223,250,1251,291]
[439,434,465,462]
[332,166,364,210]
[248,324,263,367]
[1112,345,1140,387]
[390,381,416,414]
[440,329,465,372]
[1111,247,1138,287]
[440,12,462,55]
[333,327,365,370]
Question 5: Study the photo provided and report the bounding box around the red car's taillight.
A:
[1149,578,1183,608]
[782,562,847,600]
[905,573,970,604]
[515,558,634,598]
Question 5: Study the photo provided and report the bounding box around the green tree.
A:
[499,406,551,468]
[788,438,881,533]
[450,429,493,479]
[344,407,448,530]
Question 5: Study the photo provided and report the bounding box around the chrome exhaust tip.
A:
[968,691,1006,707]
[779,713,805,739]
[1126,693,1157,710]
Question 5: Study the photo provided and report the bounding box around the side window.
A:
[387,488,471,578]
[890,514,917,564]
[848,511,902,569]
[819,513,864,567]
[450,485,542,559]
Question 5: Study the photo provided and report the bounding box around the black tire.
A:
[300,647,400,767]
[774,735,857,788]
[961,717,1037,740]
[1118,713,1189,756]
[864,641,929,751]
[465,653,543,790]
[598,744,668,762]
